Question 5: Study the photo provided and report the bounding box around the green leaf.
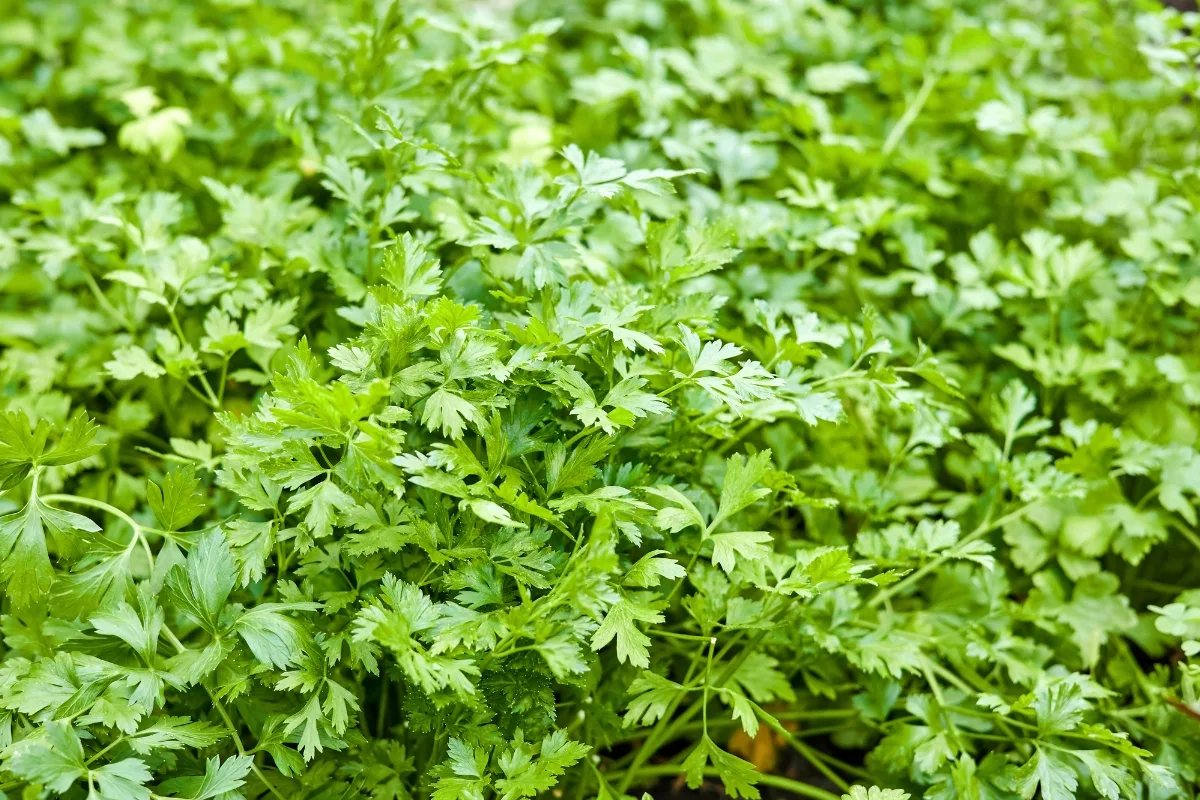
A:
[165,531,237,633]
[434,738,490,800]
[623,550,686,588]
[714,451,774,527]
[157,755,253,800]
[624,671,686,727]
[106,346,166,381]
[423,388,485,440]
[1070,750,1134,800]
[0,497,101,606]
[146,465,206,532]
[90,595,163,663]
[682,736,759,800]
[40,412,106,467]
[287,479,355,542]
[590,598,663,668]
[647,485,708,534]
[1033,681,1089,736]
[842,788,910,800]
[495,730,589,800]
[124,717,227,755]
[2,721,86,794]
[1015,747,1078,800]
[382,233,444,300]
[232,603,320,669]
[708,531,773,573]
[92,758,153,800]
[243,299,298,351]
[353,574,480,697]
[0,411,103,489]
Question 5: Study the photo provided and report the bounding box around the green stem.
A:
[960,732,1014,743]
[377,674,390,737]
[166,304,221,407]
[869,504,1033,608]
[921,657,963,752]
[716,420,764,456]
[926,659,975,697]
[39,494,182,542]
[616,629,765,794]
[86,736,126,765]
[163,626,289,800]
[217,355,231,404]
[182,378,221,410]
[608,709,860,745]
[614,641,712,793]
[210,694,289,800]
[613,765,841,800]
[749,700,851,792]
[702,637,716,733]
[656,380,690,399]
[41,493,140,530]
[948,706,1039,734]
[563,427,598,449]
[807,368,865,391]
[1169,519,1200,556]
[664,549,702,606]
[81,267,135,331]
[880,69,941,157]
[648,629,712,642]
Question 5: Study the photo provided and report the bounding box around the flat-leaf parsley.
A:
[1,0,1199,799]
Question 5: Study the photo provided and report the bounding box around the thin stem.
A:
[162,626,289,800]
[702,637,716,734]
[41,494,179,539]
[212,696,289,800]
[614,641,711,794]
[716,420,764,456]
[1132,578,1193,595]
[948,706,1037,732]
[86,736,126,765]
[921,657,963,752]
[656,380,690,399]
[563,427,598,449]
[959,732,1014,743]
[377,674,390,737]
[217,355,231,404]
[808,749,875,783]
[648,629,712,642]
[1169,519,1200,556]
[607,709,861,746]
[616,629,766,794]
[41,494,141,531]
[166,304,221,407]
[749,700,851,792]
[807,369,864,391]
[926,659,975,697]
[869,504,1033,608]
[880,69,941,157]
[139,532,155,571]
[613,765,841,800]
[587,758,616,800]
[81,268,135,331]
[664,549,702,606]
[182,378,221,410]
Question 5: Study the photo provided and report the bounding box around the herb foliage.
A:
[1,1,1200,800]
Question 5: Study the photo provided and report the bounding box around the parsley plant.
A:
[2,1,1200,800]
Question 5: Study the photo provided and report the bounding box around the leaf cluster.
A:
[1,1,1200,800]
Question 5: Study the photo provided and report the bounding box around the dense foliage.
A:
[3,1,1200,799]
